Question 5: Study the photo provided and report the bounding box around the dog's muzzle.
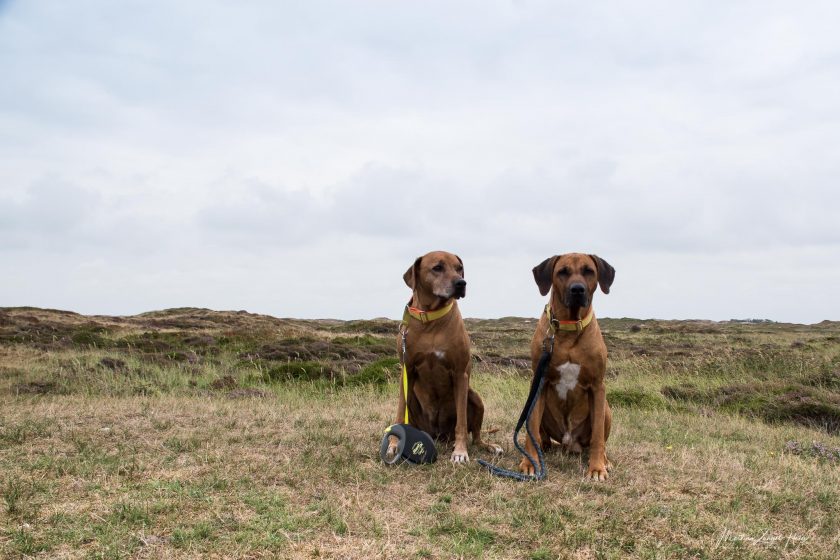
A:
[453,279,466,299]
[566,283,588,307]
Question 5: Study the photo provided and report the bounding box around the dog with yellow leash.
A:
[384,251,499,464]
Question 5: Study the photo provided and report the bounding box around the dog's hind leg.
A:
[467,389,502,455]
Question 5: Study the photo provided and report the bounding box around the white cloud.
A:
[1,0,839,322]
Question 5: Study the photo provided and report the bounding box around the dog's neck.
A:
[411,291,454,312]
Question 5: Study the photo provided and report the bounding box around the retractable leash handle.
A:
[380,423,438,465]
[478,350,552,481]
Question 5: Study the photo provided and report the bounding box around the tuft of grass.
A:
[2,477,44,522]
[263,361,331,382]
[8,527,49,556]
[163,435,203,454]
[109,501,152,526]
[608,388,667,410]
[345,356,400,386]
[3,479,26,517]
[70,325,111,347]
[662,382,840,434]
[172,521,215,548]
[0,419,52,445]
[332,334,392,348]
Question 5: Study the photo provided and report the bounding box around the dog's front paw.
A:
[586,463,609,481]
[485,443,503,456]
[518,457,536,476]
[385,435,399,462]
[451,447,470,464]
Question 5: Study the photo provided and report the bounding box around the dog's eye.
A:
[455,266,463,273]
[582,267,594,275]
[557,267,570,276]
[432,264,444,272]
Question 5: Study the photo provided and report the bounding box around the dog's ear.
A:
[589,255,615,294]
[532,256,557,296]
[403,256,422,289]
[455,254,464,278]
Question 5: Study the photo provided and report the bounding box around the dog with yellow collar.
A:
[385,251,499,464]
[520,253,616,480]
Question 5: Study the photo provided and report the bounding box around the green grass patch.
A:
[662,381,840,434]
[345,356,400,386]
[608,388,667,410]
[69,325,111,348]
[263,361,332,382]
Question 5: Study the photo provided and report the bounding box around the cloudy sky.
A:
[2,1,839,323]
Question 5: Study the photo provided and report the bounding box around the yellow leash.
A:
[402,363,409,423]
[398,300,455,425]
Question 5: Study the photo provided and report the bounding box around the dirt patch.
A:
[474,355,530,370]
[661,384,703,401]
[806,369,840,390]
[242,336,394,375]
[99,357,127,371]
[11,381,60,395]
[183,334,217,347]
[784,440,840,462]
[662,382,840,434]
[211,375,237,390]
[0,324,67,348]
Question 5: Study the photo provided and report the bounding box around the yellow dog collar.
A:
[545,304,593,333]
[402,301,455,324]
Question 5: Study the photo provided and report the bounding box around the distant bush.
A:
[264,361,332,382]
[345,357,400,386]
[662,382,840,434]
[70,328,110,347]
[608,388,666,410]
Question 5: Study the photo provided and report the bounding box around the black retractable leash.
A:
[478,331,555,481]
[379,309,441,466]
[380,423,438,465]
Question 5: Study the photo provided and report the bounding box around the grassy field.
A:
[1,307,839,559]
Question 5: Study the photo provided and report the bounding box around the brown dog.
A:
[519,253,616,480]
[387,251,496,463]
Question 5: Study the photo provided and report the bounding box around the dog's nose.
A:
[569,283,586,295]
[454,279,466,289]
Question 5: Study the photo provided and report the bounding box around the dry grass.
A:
[1,308,839,559]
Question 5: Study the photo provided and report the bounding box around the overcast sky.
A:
[1,1,839,323]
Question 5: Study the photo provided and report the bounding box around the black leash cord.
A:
[478,349,551,481]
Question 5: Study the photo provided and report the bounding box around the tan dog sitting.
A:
[386,251,497,463]
[519,253,616,481]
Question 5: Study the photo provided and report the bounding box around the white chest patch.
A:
[434,350,446,360]
[554,362,581,400]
